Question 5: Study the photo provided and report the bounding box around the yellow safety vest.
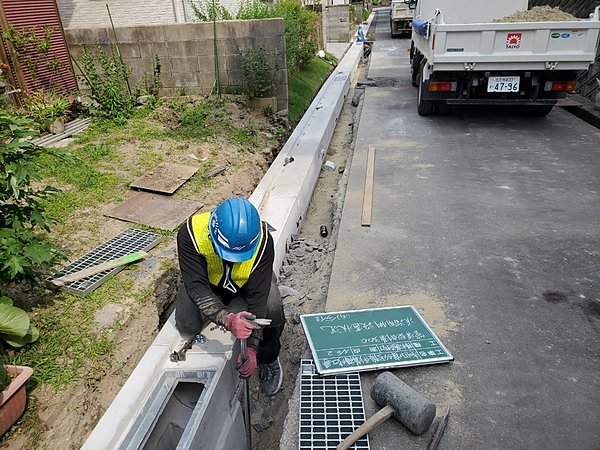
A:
[190,212,265,291]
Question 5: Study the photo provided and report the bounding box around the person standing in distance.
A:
[175,197,285,395]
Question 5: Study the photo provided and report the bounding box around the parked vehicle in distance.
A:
[408,0,600,116]
[390,0,414,38]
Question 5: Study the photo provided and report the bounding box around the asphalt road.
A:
[325,9,600,449]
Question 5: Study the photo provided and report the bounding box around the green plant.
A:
[0,295,39,349]
[236,0,272,19]
[152,55,162,96]
[240,46,278,98]
[0,295,39,391]
[22,90,71,130]
[235,0,319,73]
[0,113,67,285]
[133,55,162,99]
[273,0,318,71]
[362,7,370,22]
[75,46,134,122]
[189,0,233,21]
[2,24,62,88]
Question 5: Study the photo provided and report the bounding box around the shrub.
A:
[236,0,271,19]
[0,112,66,286]
[22,90,71,131]
[75,46,134,122]
[272,0,319,72]
[189,0,233,21]
[240,46,278,98]
[194,0,320,73]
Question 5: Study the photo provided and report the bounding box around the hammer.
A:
[337,371,436,450]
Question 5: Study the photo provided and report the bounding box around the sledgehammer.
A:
[337,371,436,450]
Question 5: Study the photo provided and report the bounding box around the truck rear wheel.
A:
[417,63,434,116]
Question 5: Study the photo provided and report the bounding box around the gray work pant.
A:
[175,273,285,364]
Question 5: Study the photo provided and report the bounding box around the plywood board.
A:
[106,192,203,230]
[129,163,199,194]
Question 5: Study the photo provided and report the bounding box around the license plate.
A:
[487,76,520,93]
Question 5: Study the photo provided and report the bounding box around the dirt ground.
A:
[1,66,364,449]
[1,99,283,450]
[252,68,366,449]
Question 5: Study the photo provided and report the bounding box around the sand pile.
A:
[493,6,578,23]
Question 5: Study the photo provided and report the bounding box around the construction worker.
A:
[175,197,285,395]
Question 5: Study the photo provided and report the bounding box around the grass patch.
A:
[288,56,335,125]
[74,117,167,147]
[7,93,282,406]
[39,144,127,220]
[12,276,137,389]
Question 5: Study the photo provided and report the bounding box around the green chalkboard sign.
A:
[301,306,453,375]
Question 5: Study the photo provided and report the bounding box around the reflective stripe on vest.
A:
[190,212,264,290]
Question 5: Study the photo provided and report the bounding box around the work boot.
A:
[259,357,282,395]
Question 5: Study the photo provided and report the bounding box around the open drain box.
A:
[299,359,370,449]
[119,358,246,450]
[123,369,215,449]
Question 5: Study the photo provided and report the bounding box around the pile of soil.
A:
[493,6,578,22]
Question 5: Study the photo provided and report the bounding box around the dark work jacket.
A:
[177,216,274,349]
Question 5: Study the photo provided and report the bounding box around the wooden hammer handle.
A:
[336,405,395,450]
[50,251,147,287]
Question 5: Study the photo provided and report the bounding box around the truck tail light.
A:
[429,81,457,92]
[544,81,576,92]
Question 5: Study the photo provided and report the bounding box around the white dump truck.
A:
[390,0,414,38]
[408,0,600,116]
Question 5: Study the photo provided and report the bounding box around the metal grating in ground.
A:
[299,359,369,450]
[50,228,161,296]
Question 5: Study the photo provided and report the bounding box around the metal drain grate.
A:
[51,228,161,296]
[299,359,369,450]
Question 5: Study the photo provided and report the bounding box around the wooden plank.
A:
[361,146,376,227]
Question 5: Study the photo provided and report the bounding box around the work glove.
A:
[226,311,259,339]
[237,346,257,378]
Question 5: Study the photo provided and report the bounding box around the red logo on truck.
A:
[506,33,522,49]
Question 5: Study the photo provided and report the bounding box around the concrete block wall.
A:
[323,5,350,43]
[65,19,288,111]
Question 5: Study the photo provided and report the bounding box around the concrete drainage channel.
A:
[81,18,373,450]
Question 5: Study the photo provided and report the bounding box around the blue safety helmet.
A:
[209,198,261,262]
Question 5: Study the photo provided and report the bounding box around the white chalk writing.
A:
[315,314,350,323]
[318,319,416,335]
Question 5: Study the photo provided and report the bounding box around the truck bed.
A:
[413,7,600,71]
